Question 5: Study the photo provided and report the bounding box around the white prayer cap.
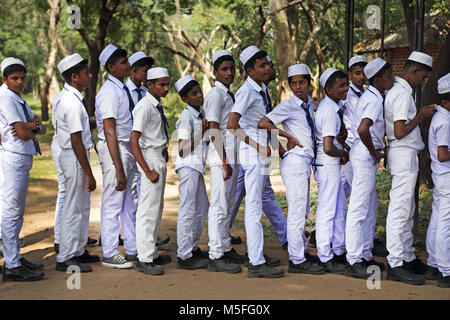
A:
[240,45,265,66]
[175,75,197,93]
[99,44,118,66]
[364,58,387,79]
[288,64,310,77]
[407,51,432,68]
[57,53,85,74]
[319,68,337,88]
[348,55,368,69]
[129,51,154,68]
[1,57,25,74]
[212,50,233,65]
[147,67,169,80]
[437,73,450,94]
[267,55,272,63]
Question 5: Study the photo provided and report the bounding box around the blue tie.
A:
[20,102,41,155]
[156,104,169,158]
[136,88,143,102]
[123,85,135,116]
[302,102,319,170]
[260,90,271,114]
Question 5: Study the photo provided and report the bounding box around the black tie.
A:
[123,85,135,116]
[156,104,169,158]
[136,88,143,102]
[266,88,272,112]
[302,102,319,170]
[20,102,41,155]
[228,90,235,103]
[350,86,362,98]
[260,90,271,114]
[337,108,344,126]
[82,98,98,153]
[198,110,204,120]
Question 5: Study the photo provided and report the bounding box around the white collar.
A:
[126,78,145,91]
[394,76,413,95]
[4,87,24,104]
[214,80,231,93]
[293,95,313,109]
[63,83,84,102]
[246,76,266,93]
[367,85,383,102]
[107,74,125,89]
[349,82,363,93]
[145,91,161,108]
[324,95,343,112]
[186,104,203,119]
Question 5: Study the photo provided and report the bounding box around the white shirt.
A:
[132,91,168,150]
[51,89,65,143]
[266,95,315,159]
[95,75,133,142]
[0,87,37,155]
[351,85,385,153]
[204,81,238,166]
[428,106,450,175]
[55,83,93,150]
[231,77,269,159]
[385,76,424,151]
[125,79,148,106]
[175,105,208,174]
[344,82,363,148]
[0,83,8,149]
[315,95,344,165]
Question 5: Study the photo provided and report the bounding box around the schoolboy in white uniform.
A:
[130,67,172,276]
[425,73,450,288]
[0,82,8,256]
[96,44,137,269]
[384,51,437,285]
[227,45,284,278]
[54,54,98,272]
[259,64,325,275]
[314,67,349,274]
[174,75,211,270]
[0,57,46,281]
[344,58,394,279]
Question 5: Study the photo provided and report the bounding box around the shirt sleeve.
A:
[321,108,338,138]
[204,89,223,123]
[392,92,412,122]
[266,103,289,126]
[361,98,382,124]
[231,87,252,116]
[66,100,85,134]
[98,87,120,120]
[176,111,192,140]
[0,97,23,125]
[131,104,148,133]
[435,119,450,148]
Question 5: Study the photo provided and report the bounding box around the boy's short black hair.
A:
[438,92,450,104]
[3,64,27,78]
[178,80,200,98]
[288,74,311,85]
[404,59,432,72]
[368,61,392,85]
[213,55,235,71]
[62,59,89,83]
[131,57,154,71]
[348,61,368,72]
[105,48,128,73]
[244,50,268,72]
[325,70,348,90]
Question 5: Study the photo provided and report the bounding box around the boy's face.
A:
[132,65,151,84]
[213,60,235,87]
[289,75,310,101]
[74,66,92,89]
[378,67,395,92]
[148,77,169,99]
[267,61,276,82]
[109,57,130,79]
[409,67,430,88]
[348,65,366,89]
[247,56,270,84]
[2,71,26,94]
[326,77,349,101]
[182,84,203,108]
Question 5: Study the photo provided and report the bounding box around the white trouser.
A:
[132,171,141,207]
[51,138,65,245]
[56,149,91,262]
[426,172,450,276]
[281,154,311,264]
[136,147,166,263]
[314,161,346,263]
[346,145,379,265]
[1,151,32,268]
[0,148,3,237]
[386,146,418,268]
[341,160,353,198]
[98,140,137,258]
[208,163,238,259]
[177,167,209,260]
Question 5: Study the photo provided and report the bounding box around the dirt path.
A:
[0,147,449,300]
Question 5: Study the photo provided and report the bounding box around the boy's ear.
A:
[2,77,6,84]
[181,95,188,104]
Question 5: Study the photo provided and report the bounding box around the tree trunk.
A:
[401,0,416,49]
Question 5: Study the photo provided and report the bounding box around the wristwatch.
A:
[35,122,42,132]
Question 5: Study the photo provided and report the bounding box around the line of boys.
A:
[0,44,448,288]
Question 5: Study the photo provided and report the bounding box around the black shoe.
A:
[125,254,138,262]
[19,257,43,271]
[3,265,44,282]
[425,266,442,280]
[372,238,388,257]
[230,235,242,245]
[364,259,385,272]
[244,253,280,267]
[177,256,208,270]
[135,260,163,275]
[207,257,241,274]
[304,252,321,264]
[288,260,325,275]
[247,263,284,279]
[309,229,316,247]
[437,275,450,288]
[192,247,209,259]
[321,259,346,275]
[281,242,288,251]
[386,266,425,285]
[344,261,371,279]
[87,237,98,245]
[154,254,172,265]
[156,236,170,247]
[54,243,59,254]
[223,248,245,264]
[334,253,346,265]
[76,249,100,263]
[56,257,92,273]
[403,258,427,275]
